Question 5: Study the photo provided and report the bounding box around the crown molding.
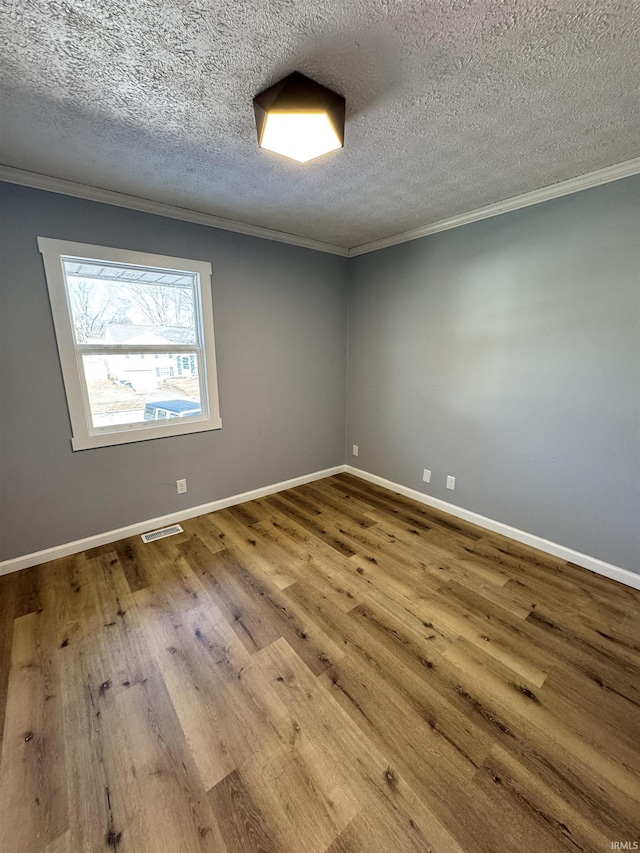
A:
[0,165,350,257]
[2,158,639,259]
[347,156,640,257]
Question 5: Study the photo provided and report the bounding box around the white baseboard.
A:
[3,463,638,592]
[0,465,348,577]
[344,466,640,591]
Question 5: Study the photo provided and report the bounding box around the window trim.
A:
[38,237,222,450]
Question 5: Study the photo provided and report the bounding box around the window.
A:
[38,238,222,450]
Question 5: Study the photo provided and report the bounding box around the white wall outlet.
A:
[176,478,187,495]
[352,444,359,457]
[446,475,456,490]
[422,469,431,483]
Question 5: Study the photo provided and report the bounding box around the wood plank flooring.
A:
[1,472,639,852]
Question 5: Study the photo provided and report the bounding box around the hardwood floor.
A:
[1,472,639,852]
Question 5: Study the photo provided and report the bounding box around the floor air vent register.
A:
[140,524,184,543]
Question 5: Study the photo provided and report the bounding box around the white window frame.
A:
[38,237,222,451]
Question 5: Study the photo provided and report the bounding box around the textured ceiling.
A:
[1,0,638,248]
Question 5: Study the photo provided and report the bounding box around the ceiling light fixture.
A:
[253,72,345,164]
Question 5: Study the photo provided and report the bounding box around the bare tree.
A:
[67,276,194,343]
[127,283,194,340]
[68,279,130,343]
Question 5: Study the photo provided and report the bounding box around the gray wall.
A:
[347,177,640,572]
[2,177,638,571]
[0,183,348,561]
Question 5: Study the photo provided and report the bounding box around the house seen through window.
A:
[38,238,222,450]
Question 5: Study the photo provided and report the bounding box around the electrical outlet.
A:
[176,478,187,495]
[446,475,455,490]
[422,469,431,483]
[352,445,359,457]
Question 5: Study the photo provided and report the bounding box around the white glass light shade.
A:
[260,111,342,163]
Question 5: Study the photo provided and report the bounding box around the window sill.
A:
[70,416,222,451]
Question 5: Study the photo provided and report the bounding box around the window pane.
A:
[82,352,201,428]
[63,258,198,345]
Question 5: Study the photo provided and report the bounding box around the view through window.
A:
[64,258,202,428]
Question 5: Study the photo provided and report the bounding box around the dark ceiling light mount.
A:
[253,72,346,164]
